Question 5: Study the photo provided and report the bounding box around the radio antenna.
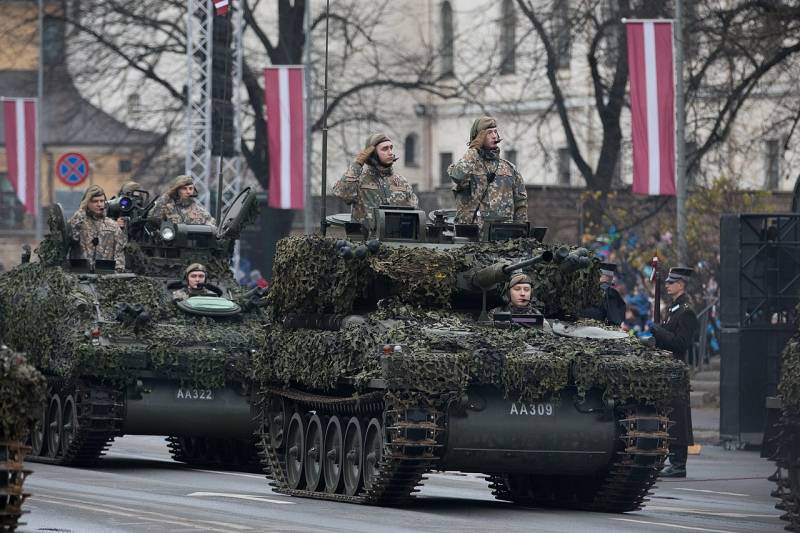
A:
[319,0,330,236]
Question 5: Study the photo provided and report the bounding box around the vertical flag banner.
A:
[264,66,305,210]
[214,0,230,16]
[3,99,37,214]
[627,21,676,196]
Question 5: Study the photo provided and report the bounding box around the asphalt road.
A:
[18,436,783,533]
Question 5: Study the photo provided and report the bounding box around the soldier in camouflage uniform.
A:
[152,175,216,227]
[333,133,419,228]
[172,263,217,302]
[487,273,544,320]
[67,185,127,272]
[448,116,528,227]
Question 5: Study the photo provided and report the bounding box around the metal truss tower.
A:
[184,0,244,215]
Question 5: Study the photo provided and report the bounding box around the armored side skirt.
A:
[122,379,253,437]
[441,386,616,474]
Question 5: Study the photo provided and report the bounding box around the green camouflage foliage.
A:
[257,307,686,404]
[270,236,601,317]
[0,262,266,389]
[779,334,800,415]
[0,347,46,440]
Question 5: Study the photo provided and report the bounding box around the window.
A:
[127,93,141,120]
[505,149,517,167]
[118,159,133,173]
[500,0,516,74]
[553,0,571,70]
[43,16,65,66]
[0,174,25,229]
[557,148,571,185]
[441,2,454,78]
[440,152,453,186]
[765,139,781,190]
[404,133,419,167]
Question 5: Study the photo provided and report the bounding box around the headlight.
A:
[161,226,175,241]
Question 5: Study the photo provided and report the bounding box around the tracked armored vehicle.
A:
[768,335,800,531]
[0,189,267,470]
[253,208,688,510]
[0,347,46,531]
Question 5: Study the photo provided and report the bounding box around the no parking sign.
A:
[56,152,90,187]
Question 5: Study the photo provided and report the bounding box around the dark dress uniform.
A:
[651,272,698,476]
[580,282,626,325]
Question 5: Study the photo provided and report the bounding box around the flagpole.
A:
[303,0,312,235]
[675,0,688,265]
[35,0,43,242]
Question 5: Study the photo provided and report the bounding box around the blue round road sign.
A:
[56,152,90,187]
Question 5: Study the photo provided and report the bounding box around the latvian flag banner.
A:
[264,66,304,210]
[214,0,229,16]
[626,21,676,196]
[2,98,37,214]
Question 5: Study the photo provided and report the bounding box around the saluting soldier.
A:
[651,266,699,478]
[448,116,528,227]
[579,262,626,325]
[172,263,217,302]
[333,133,419,228]
[152,175,216,227]
[68,185,126,272]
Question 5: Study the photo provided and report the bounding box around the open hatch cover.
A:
[176,296,241,316]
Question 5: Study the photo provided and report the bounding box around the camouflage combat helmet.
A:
[79,185,107,212]
[183,263,207,281]
[469,116,497,142]
[165,175,195,200]
[119,181,142,195]
[364,133,391,149]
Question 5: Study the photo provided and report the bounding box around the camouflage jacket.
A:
[153,197,216,226]
[67,210,127,271]
[332,162,418,226]
[487,301,542,320]
[448,148,528,226]
[172,287,217,302]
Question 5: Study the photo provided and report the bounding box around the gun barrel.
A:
[472,250,553,290]
[501,250,553,274]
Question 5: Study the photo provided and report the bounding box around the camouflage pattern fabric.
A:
[487,301,542,320]
[172,287,217,302]
[152,196,216,226]
[0,347,46,440]
[448,148,527,226]
[779,334,800,415]
[68,210,127,271]
[332,162,418,226]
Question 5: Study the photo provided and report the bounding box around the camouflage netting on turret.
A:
[779,334,800,415]
[256,308,687,404]
[0,347,46,440]
[0,262,267,389]
[270,236,602,317]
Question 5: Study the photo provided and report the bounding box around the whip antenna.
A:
[320,0,331,236]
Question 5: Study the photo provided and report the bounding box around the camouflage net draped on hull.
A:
[0,262,266,389]
[0,348,46,532]
[773,335,800,531]
[269,236,603,318]
[256,311,687,406]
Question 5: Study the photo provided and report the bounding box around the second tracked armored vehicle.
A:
[253,208,688,510]
[0,188,268,470]
[0,346,46,531]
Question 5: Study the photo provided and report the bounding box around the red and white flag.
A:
[626,21,676,196]
[214,0,229,16]
[3,98,37,214]
[264,66,304,210]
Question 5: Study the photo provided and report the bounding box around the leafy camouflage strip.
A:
[270,236,602,317]
[0,439,31,532]
[258,310,684,404]
[0,262,266,389]
[0,348,46,440]
[780,335,800,415]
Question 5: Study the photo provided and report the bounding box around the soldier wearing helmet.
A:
[67,185,127,271]
[172,263,217,302]
[333,133,419,228]
[152,175,216,227]
[487,272,543,320]
[448,116,528,227]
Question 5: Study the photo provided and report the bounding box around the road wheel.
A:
[362,418,384,491]
[285,413,306,490]
[304,414,324,491]
[267,397,287,451]
[62,395,79,453]
[343,417,364,496]
[45,394,62,458]
[323,416,343,494]
[28,404,46,457]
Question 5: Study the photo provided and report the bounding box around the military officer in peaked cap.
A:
[651,266,699,478]
[579,262,626,325]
